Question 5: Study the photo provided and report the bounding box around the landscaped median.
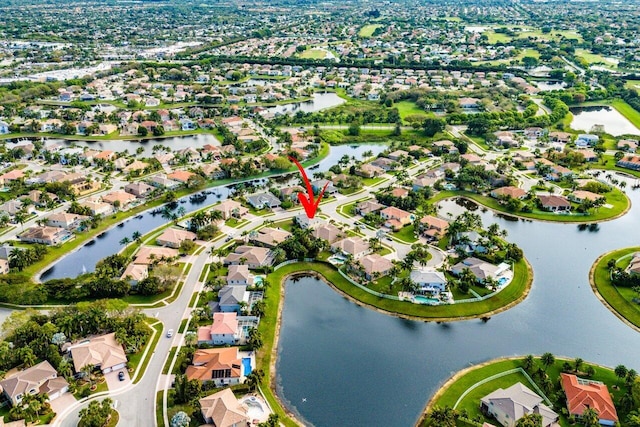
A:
[589,246,640,332]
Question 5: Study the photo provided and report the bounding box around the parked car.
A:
[118,371,125,381]
[166,329,174,338]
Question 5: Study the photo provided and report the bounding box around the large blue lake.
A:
[276,179,640,426]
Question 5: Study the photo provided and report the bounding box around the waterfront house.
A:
[198,388,249,427]
[359,254,394,280]
[46,213,89,230]
[101,191,137,209]
[217,285,249,313]
[561,373,618,426]
[616,155,640,171]
[538,195,571,212]
[246,192,281,210]
[124,182,154,198]
[120,263,148,286]
[491,186,527,200]
[451,257,509,283]
[18,226,71,246]
[156,227,197,249]
[480,383,559,427]
[186,348,248,387]
[410,268,447,293]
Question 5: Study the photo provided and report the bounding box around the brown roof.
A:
[186,348,242,381]
[360,254,394,276]
[199,388,248,427]
[538,195,570,208]
[0,361,62,402]
[492,186,527,199]
[167,170,195,183]
[69,333,127,372]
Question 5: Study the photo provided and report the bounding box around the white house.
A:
[410,268,447,293]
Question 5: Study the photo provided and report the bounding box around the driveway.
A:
[50,392,77,415]
[104,369,130,392]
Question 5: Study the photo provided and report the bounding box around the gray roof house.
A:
[410,268,447,293]
[216,285,249,313]
[246,192,281,210]
[480,383,559,427]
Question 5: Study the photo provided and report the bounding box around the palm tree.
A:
[541,352,555,370]
[581,408,600,427]
[614,365,628,385]
[132,231,142,243]
[574,357,583,373]
[119,237,131,246]
[523,355,535,373]
[184,331,197,347]
[427,406,457,427]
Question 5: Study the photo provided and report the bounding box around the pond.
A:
[43,133,221,158]
[38,143,386,280]
[534,81,566,91]
[276,175,640,426]
[569,105,640,136]
[266,92,345,116]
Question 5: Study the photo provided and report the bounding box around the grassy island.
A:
[590,247,640,332]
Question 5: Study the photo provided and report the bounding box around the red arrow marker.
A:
[288,156,328,219]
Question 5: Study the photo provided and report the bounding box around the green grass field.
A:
[576,49,618,67]
[396,100,430,122]
[298,48,329,59]
[591,247,640,330]
[359,24,383,37]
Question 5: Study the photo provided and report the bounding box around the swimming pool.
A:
[242,357,252,376]
[498,277,508,285]
[414,295,439,305]
[254,275,264,286]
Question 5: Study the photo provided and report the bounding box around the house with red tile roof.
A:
[491,186,527,200]
[167,170,195,183]
[186,348,249,387]
[561,373,618,425]
[197,312,239,345]
[380,206,414,230]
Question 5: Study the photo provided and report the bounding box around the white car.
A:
[166,329,174,338]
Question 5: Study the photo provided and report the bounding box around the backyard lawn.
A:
[425,356,625,427]
[590,246,640,330]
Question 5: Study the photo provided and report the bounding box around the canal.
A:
[39,143,386,280]
[276,175,640,426]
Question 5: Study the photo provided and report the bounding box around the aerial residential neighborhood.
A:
[0,1,640,427]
